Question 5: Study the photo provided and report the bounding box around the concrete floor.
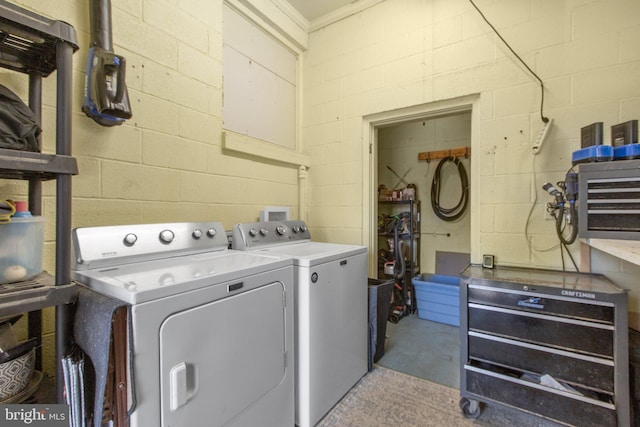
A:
[377,313,565,427]
[378,313,460,389]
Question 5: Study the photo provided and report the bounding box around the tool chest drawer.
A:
[468,303,614,357]
[465,364,616,427]
[468,286,614,323]
[459,265,630,426]
[468,331,614,393]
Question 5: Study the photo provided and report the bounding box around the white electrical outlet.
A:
[532,118,553,155]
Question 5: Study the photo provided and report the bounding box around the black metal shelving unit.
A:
[0,0,79,402]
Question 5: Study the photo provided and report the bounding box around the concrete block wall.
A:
[303,0,640,320]
[0,0,639,372]
[0,0,300,374]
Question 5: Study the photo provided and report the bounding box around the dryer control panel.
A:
[73,221,228,270]
[232,220,311,250]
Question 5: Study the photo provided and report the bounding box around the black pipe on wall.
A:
[89,0,113,51]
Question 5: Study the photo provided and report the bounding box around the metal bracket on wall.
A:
[418,146,471,163]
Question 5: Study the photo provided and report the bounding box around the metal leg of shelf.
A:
[28,311,43,371]
[55,304,73,403]
[28,70,44,373]
[54,40,74,404]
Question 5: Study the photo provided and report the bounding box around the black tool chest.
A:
[459,265,630,426]
[578,159,640,240]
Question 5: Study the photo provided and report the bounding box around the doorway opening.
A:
[363,95,479,388]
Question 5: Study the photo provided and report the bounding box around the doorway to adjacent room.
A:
[363,95,477,388]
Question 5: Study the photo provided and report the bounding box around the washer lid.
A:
[253,241,367,267]
[73,250,291,304]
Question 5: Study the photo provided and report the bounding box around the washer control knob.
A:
[159,229,175,243]
[207,228,217,238]
[192,229,203,239]
[276,225,286,235]
[260,228,269,236]
[293,226,300,233]
[123,233,137,246]
[300,225,308,232]
[249,228,258,237]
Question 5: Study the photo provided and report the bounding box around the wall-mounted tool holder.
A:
[418,146,470,163]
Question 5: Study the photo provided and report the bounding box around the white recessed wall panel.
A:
[223,4,297,149]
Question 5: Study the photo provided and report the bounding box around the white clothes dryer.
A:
[72,222,294,427]
[232,220,368,427]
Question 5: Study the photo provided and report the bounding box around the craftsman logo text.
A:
[561,290,596,299]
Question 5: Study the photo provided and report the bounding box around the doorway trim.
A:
[362,94,481,277]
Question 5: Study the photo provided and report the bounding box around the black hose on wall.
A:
[430,156,469,222]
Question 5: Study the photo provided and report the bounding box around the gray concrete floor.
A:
[377,314,565,426]
[378,313,460,388]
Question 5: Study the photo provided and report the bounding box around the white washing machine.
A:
[232,220,368,427]
[72,222,295,427]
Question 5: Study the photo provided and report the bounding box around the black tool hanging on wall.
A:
[82,0,132,127]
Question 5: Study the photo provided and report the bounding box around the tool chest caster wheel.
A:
[459,397,481,419]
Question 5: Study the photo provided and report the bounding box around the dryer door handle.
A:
[170,362,197,411]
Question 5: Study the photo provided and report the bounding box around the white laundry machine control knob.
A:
[260,228,269,236]
[192,229,203,239]
[123,233,137,246]
[249,228,258,237]
[300,225,308,232]
[276,225,286,235]
[159,229,175,243]
[292,226,300,233]
[207,228,217,238]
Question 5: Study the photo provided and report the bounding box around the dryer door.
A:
[159,281,287,427]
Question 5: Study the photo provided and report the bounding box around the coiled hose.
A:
[430,156,469,221]
[555,201,578,245]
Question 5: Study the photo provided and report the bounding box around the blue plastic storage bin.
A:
[412,274,460,326]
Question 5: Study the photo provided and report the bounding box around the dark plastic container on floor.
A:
[368,278,394,370]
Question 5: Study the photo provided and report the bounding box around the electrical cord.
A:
[430,156,469,221]
[554,202,578,246]
[468,0,548,124]
[563,242,579,272]
[525,155,560,252]
[550,168,578,247]
[557,219,579,272]
[527,158,580,272]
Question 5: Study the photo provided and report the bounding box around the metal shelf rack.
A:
[0,0,79,402]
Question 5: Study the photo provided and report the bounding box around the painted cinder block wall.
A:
[0,0,301,374]
[303,0,640,323]
[1,0,639,371]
